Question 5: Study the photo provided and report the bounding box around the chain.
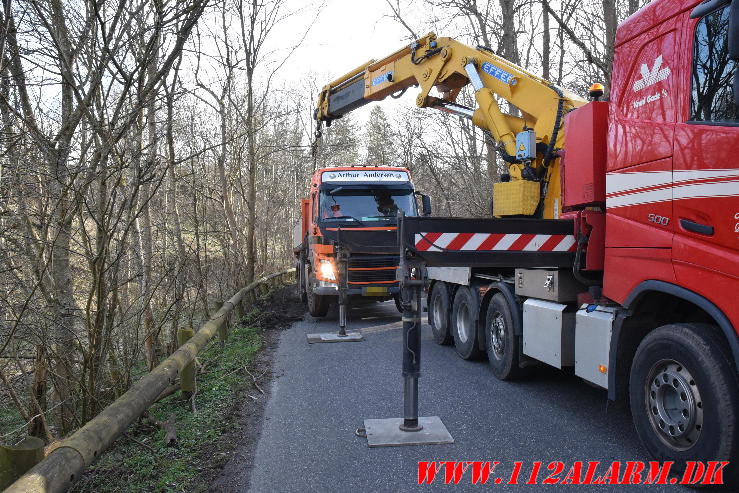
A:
[311,120,323,168]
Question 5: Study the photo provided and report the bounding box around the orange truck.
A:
[293,166,430,317]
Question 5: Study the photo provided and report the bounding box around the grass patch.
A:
[0,398,27,446]
[71,309,266,493]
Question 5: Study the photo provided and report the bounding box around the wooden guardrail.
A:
[3,268,295,493]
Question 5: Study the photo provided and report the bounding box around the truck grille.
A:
[348,269,397,283]
[348,255,398,269]
[347,255,398,284]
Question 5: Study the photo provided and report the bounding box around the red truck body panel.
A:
[562,102,609,209]
[300,199,310,240]
[602,0,739,334]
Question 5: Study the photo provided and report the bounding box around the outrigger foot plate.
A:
[363,416,453,447]
[306,331,363,343]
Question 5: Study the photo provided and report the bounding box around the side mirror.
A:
[421,194,432,216]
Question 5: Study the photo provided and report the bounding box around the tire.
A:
[485,293,524,380]
[297,260,307,303]
[306,271,330,317]
[629,323,739,487]
[428,282,452,345]
[393,294,403,313]
[451,286,482,359]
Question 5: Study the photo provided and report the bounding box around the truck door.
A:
[603,15,682,302]
[672,2,739,322]
[606,15,682,243]
[674,3,739,253]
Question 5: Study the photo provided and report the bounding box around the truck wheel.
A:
[297,262,307,303]
[485,293,524,380]
[393,294,403,313]
[451,286,482,359]
[306,273,330,317]
[428,282,452,345]
[629,323,739,486]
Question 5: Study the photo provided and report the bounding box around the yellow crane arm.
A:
[314,33,587,218]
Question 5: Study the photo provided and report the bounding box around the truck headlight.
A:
[319,260,336,281]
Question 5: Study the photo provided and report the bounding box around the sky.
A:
[281,0,412,72]
[263,0,422,126]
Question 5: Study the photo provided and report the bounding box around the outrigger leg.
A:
[307,239,363,343]
[360,212,453,446]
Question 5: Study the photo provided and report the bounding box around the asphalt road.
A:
[219,299,695,492]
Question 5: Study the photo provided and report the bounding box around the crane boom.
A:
[314,32,587,219]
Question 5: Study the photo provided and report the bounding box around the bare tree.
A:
[0,0,208,433]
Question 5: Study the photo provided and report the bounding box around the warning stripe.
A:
[509,234,537,251]
[553,235,577,252]
[539,234,565,252]
[477,233,506,250]
[414,233,577,252]
[416,232,442,251]
[445,232,474,250]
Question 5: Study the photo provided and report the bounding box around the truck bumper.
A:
[314,284,400,296]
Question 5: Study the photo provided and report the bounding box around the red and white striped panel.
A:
[414,233,577,252]
[606,168,739,208]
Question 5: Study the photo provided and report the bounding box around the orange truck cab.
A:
[293,166,429,317]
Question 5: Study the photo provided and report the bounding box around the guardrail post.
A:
[0,437,45,489]
[177,327,195,398]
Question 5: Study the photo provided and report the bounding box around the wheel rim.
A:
[456,301,470,343]
[432,293,444,328]
[645,359,703,451]
[489,311,506,360]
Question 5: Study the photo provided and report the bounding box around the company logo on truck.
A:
[632,55,670,92]
[323,170,409,182]
[481,62,517,85]
[371,71,393,86]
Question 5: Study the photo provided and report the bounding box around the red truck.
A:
[314,0,739,482]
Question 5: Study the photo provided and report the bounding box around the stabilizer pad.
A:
[363,416,454,447]
[306,332,363,343]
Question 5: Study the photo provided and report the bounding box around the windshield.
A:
[319,188,417,223]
